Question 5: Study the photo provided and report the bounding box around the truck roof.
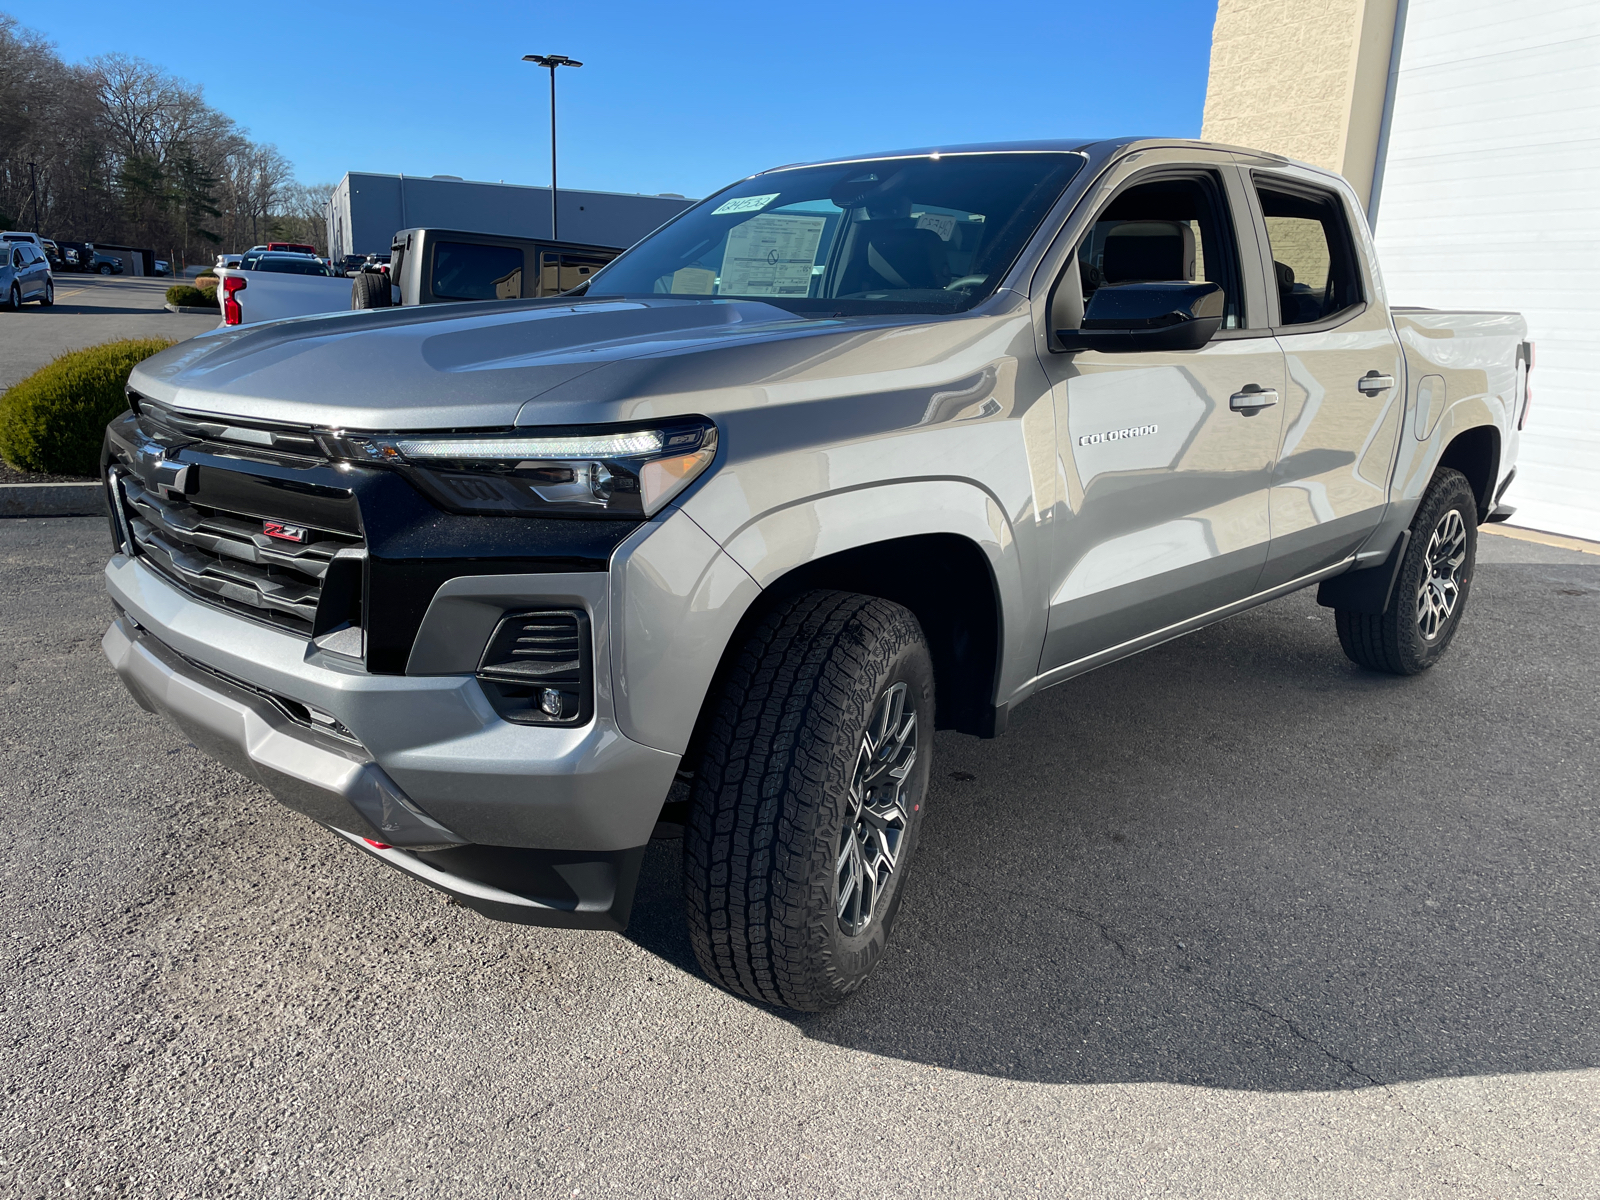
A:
[757,137,1328,181]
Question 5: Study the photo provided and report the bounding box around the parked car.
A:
[1,230,45,251]
[383,228,615,306]
[41,238,62,268]
[100,138,1529,1010]
[90,252,124,275]
[215,253,243,270]
[154,260,171,277]
[55,241,90,272]
[2,239,54,307]
[267,241,318,255]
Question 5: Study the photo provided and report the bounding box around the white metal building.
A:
[1370,0,1599,540]
[1205,0,1599,541]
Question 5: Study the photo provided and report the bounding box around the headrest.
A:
[866,226,945,289]
[1274,260,1295,290]
[1101,221,1196,284]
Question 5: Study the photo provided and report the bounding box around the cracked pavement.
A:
[1,519,1596,1197]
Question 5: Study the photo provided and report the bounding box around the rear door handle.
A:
[1357,372,1395,394]
[1229,387,1279,415]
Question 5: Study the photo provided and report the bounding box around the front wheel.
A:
[4,284,18,311]
[1335,468,1478,674]
[683,590,934,1011]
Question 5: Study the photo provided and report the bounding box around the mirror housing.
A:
[1056,281,1225,353]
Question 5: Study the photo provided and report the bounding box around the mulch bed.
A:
[0,463,96,485]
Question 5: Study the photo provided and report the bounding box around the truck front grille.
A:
[116,472,363,637]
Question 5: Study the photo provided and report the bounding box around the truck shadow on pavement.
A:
[625,561,1600,1090]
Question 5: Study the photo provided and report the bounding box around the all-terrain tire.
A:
[683,590,934,1011]
[350,271,393,309]
[1336,468,1478,675]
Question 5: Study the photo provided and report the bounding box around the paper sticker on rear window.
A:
[712,193,780,216]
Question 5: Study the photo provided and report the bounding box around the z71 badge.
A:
[262,520,310,543]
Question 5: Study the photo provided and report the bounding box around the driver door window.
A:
[1071,176,1244,330]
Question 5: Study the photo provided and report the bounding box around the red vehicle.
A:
[266,241,317,255]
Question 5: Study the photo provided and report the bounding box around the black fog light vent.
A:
[477,609,592,726]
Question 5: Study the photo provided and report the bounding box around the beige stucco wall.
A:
[1201,0,1398,209]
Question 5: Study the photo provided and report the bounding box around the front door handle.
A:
[1229,386,1279,415]
[1357,371,1395,395]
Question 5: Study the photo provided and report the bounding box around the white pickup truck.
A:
[214,253,361,327]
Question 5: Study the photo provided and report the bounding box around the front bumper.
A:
[104,552,679,851]
[103,612,654,930]
[102,552,681,929]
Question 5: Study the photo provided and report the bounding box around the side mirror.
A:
[1056,281,1225,353]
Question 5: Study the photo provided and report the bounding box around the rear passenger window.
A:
[1254,182,1364,327]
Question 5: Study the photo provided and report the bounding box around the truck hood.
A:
[129,296,868,429]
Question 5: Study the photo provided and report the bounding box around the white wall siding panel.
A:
[1373,0,1600,540]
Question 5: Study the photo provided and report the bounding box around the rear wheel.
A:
[98,263,112,275]
[1335,468,1478,674]
[683,590,934,1011]
[39,280,53,307]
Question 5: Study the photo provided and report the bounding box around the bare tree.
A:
[0,15,329,264]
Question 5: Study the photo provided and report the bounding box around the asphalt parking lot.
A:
[0,275,218,394]
[1,517,1595,1198]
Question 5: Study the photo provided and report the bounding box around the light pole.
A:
[26,162,39,235]
[521,54,582,241]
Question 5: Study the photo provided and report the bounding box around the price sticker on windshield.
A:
[712,193,780,216]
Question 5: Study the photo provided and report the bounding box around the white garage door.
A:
[1372,0,1600,541]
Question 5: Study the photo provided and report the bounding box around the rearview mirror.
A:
[1056,281,1225,353]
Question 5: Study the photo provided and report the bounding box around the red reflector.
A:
[222,275,246,326]
[361,837,392,850]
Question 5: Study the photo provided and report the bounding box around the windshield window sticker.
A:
[719,214,828,296]
[670,267,716,294]
[712,192,781,216]
[913,212,958,241]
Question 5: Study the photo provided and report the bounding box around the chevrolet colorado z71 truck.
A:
[100,139,1529,1010]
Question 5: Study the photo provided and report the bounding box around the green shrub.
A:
[0,338,175,476]
[196,267,216,278]
[166,283,214,307]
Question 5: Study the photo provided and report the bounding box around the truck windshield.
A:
[584,151,1084,315]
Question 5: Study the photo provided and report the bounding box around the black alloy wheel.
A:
[683,590,934,1011]
[1335,468,1478,674]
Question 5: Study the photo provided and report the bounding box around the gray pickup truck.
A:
[100,138,1529,1010]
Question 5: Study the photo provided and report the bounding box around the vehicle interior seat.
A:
[1274,259,1324,324]
[840,221,950,293]
[1100,221,1196,284]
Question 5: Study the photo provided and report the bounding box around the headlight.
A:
[319,420,717,518]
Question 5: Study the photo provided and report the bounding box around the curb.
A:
[0,482,107,517]
[163,302,219,315]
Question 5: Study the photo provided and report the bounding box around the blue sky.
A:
[9,0,1219,199]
